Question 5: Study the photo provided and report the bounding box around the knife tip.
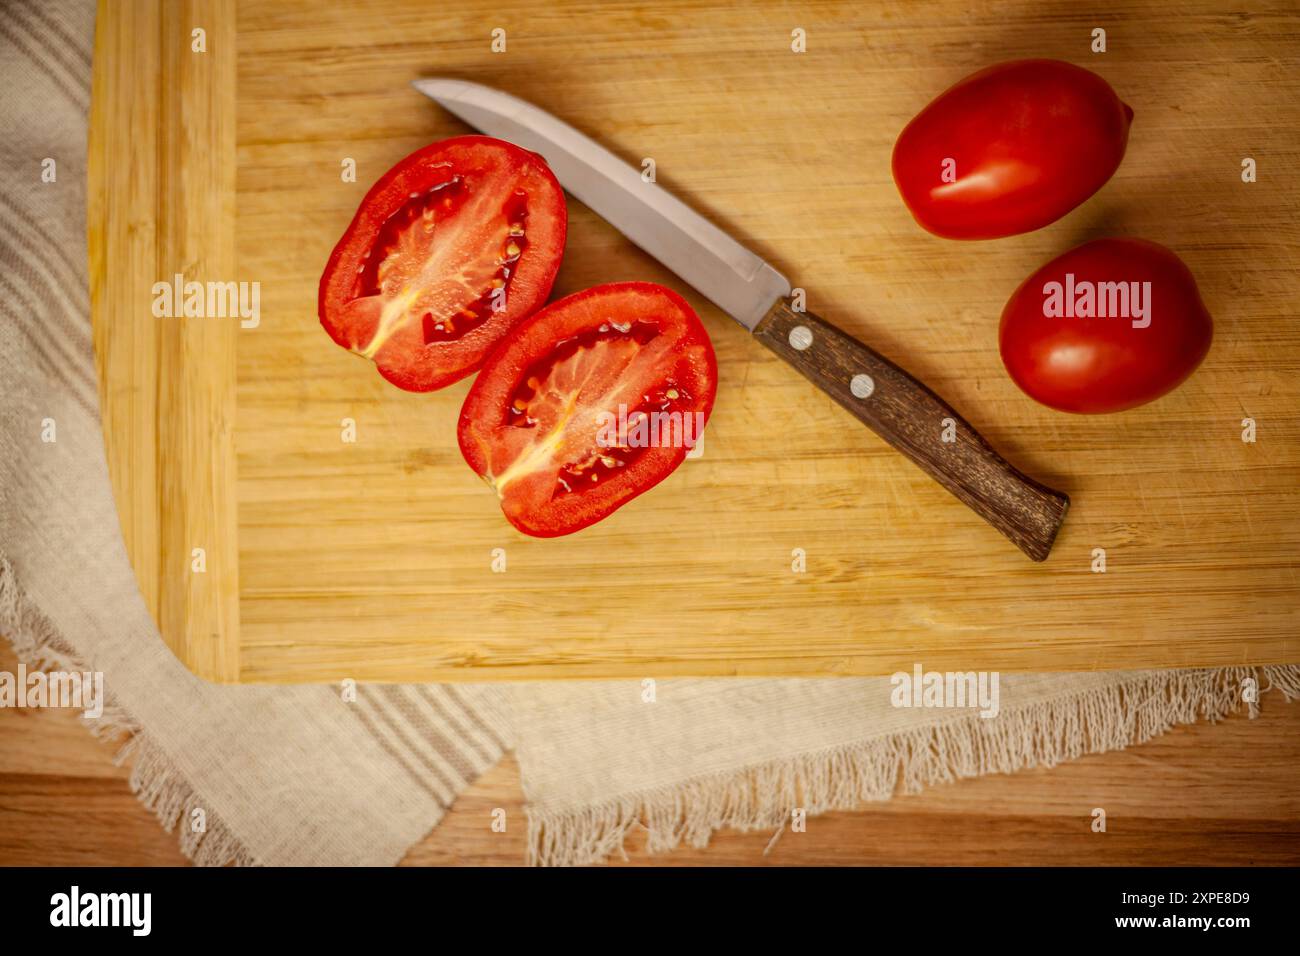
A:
[411,77,472,103]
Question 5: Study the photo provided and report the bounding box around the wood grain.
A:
[2,642,1296,865]
[754,297,1070,560]
[91,0,1300,682]
[90,0,241,681]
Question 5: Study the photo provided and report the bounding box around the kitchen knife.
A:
[412,78,1069,560]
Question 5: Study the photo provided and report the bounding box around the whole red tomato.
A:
[892,60,1133,239]
[999,239,1213,414]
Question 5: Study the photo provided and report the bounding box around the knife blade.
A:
[411,78,789,330]
[412,77,1069,560]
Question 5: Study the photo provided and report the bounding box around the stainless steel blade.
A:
[411,78,790,331]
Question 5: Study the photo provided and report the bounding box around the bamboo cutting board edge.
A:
[90,0,241,682]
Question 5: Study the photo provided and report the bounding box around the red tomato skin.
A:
[319,136,567,392]
[459,282,717,537]
[892,60,1133,240]
[999,239,1213,414]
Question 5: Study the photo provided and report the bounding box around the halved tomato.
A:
[319,136,567,391]
[458,282,717,536]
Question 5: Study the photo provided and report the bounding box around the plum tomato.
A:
[458,282,717,536]
[892,59,1134,240]
[999,238,1213,413]
[319,136,567,391]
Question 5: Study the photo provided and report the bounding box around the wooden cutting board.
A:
[90,0,1300,683]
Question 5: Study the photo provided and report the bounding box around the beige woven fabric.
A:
[2,0,1295,867]
[503,669,1300,865]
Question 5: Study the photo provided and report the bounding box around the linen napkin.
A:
[3,0,1295,868]
[503,669,1300,865]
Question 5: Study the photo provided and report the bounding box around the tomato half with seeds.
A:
[319,136,567,391]
[458,282,717,537]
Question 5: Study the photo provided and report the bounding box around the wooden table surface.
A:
[91,0,1299,684]
[2,646,1297,865]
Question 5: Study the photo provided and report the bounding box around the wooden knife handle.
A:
[753,297,1069,561]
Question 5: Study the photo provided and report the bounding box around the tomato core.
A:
[350,175,531,351]
[499,319,698,499]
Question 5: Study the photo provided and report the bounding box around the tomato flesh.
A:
[892,59,1133,239]
[458,282,717,536]
[999,239,1213,413]
[319,136,566,391]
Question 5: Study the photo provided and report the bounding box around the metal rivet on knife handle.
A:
[788,325,813,351]
[753,296,1069,561]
